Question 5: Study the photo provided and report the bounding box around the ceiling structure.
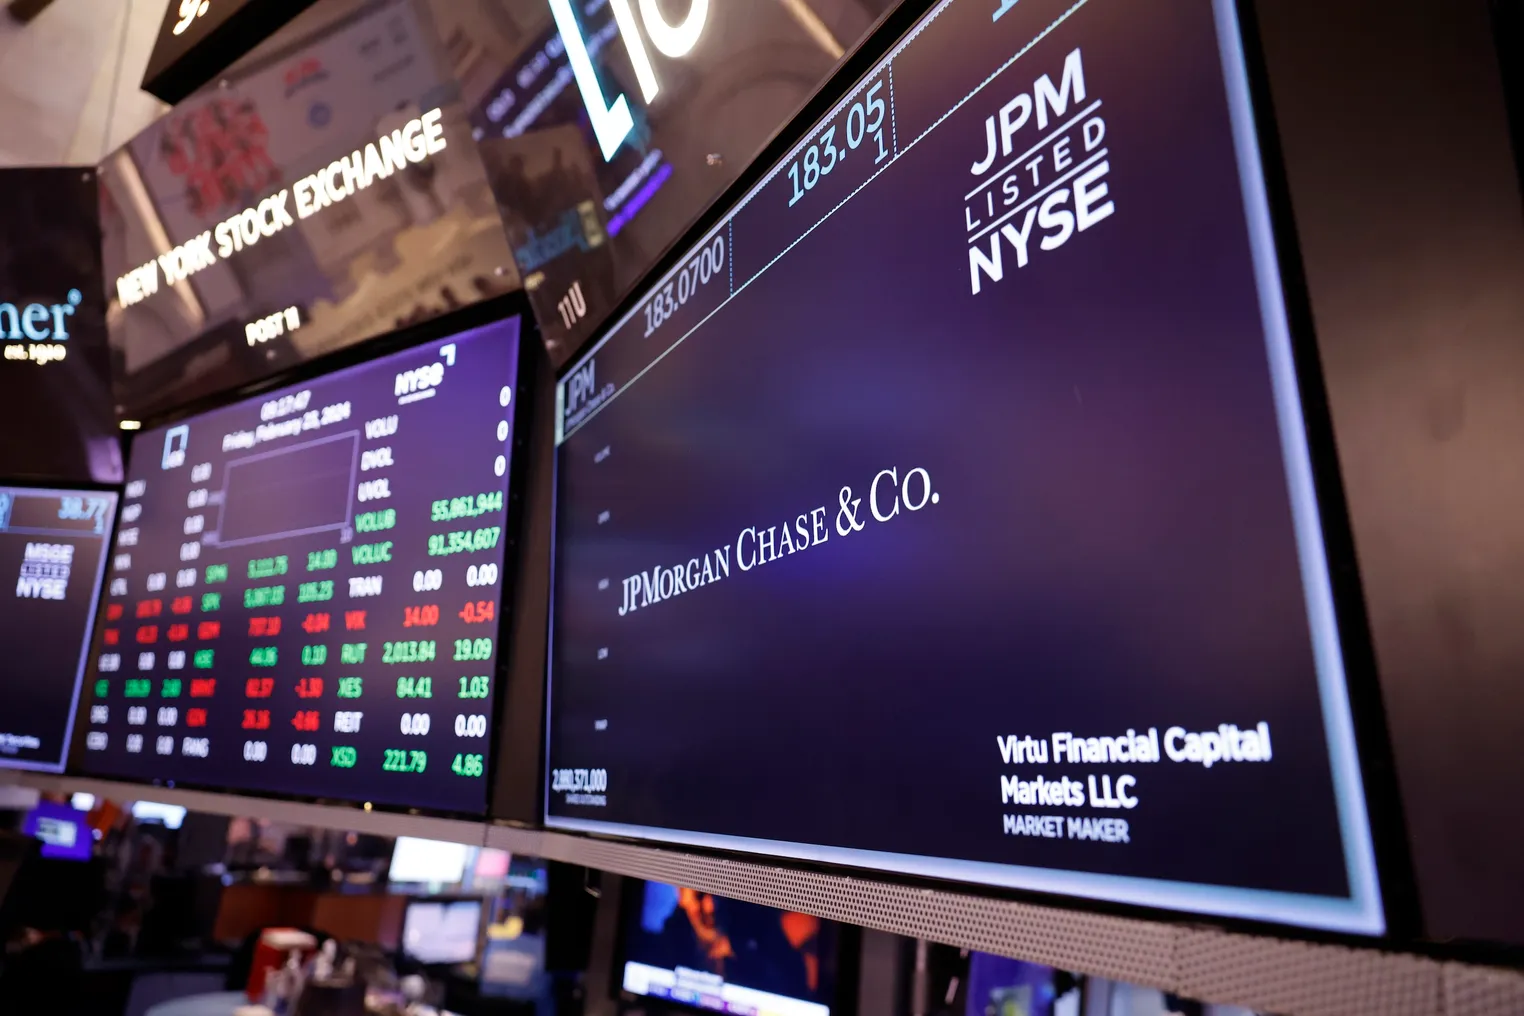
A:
[0,0,170,166]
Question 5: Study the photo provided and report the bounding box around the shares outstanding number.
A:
[551,768,609,793]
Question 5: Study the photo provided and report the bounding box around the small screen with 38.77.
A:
[73,318,521,815]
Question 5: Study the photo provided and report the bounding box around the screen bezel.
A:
[65,292,541,821]
[537,0,1417,944]
[612,878,860,1016]
[0,480,120,774]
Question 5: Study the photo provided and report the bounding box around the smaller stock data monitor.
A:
[0,486,116,772]
[74,318,521,813]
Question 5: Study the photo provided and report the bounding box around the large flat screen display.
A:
[74,317,521,814]
[0,485,116,772]
[544,0,1385,933]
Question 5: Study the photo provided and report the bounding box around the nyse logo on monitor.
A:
[16,542,73,600]
[162,425,190,470]
[963,48,1114,296]
[551,0,710,160]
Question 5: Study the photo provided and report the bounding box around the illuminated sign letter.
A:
[549,0,635,161]
[173,0,210,36]
[638,0,708,57]
[610,0,659,102]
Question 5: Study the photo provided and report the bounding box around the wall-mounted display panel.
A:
[0,485,117,772]
[73,314,523,815]
[545,0,1386,935]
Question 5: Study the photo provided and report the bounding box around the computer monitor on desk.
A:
[400,897,483,967]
